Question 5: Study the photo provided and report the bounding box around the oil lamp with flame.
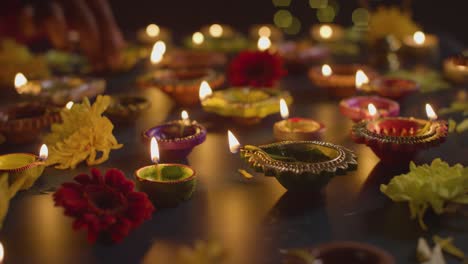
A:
[339,96,400,122]
[402,31,439,61]
[310,24,344,42]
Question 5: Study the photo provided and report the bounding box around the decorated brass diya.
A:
[135,138,196,208]
[351,105,448,164]
[443,55,468,84]
[142,112,207,162]
[0,102,61,144]
[308,64,379,97]
[201,86,293,125]
[14,74,106,106]
[277,41,330,73]
[137,68,224,106]
[163,49,227,69]
[105,94,151,124]
[361,78,419,99]
[339,96,400,122]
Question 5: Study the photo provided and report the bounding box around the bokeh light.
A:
[284,16,301,35]
[192,32,204,45]
[316,5,336,23]
[272,0,291,7]
[309,0,328,9]
[274,10,293,28]
[352,8,370,26]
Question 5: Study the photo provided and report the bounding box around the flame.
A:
[257,36,271,51]
[209,24,223,38]
[425,103,437,120]
[355,69,369,89]
[192,32,204,45]
[153,41,166,54]
[199,81,213,101]
[39,144,48,160]
[14,72,27,89]
[321,64,332,77]
[367,103,378,118]
[65,101,74,110]
[413,31,426,45]
[0,242,3,263]
[150,137,160,163]
[319,25,333,39]
[279,98,289,120]
[181,110,189,121]
[258,26,271,37]
[146,24,160,37]
[227,130,241,154]
[150,41,166,65]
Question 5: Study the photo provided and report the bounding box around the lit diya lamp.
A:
[308,64,379,97]
[137,67,224,106]
[360,76,420,100]
[200,83,293,125]
[351,104,448,164]
[105,94,151,124]
[339,97,400,122]
[142,110,207,162]
[249,24,283,43]
[402,31,439,59]
[14,73,106,106]
[185,24,248,53]
[443,54,468,84]
[228,131,357,192]
[0,102,61,144]
[135,137,196,208]
[310,23,344,43]
[137,23,172,45]
[147,40,167,67]
[163,49,227,69]
[273,98,325,141]
[277,41,330,73]
[0,144,48,189]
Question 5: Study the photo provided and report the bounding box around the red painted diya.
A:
[363,78,419,99]
[308,65,379,98]
[142,120,207,162]
[274,117,325,141]
[339,96,400,122]
[352,117,448,164]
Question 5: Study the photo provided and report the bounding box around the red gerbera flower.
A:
[54,168,155,244]
[228,50,286,87]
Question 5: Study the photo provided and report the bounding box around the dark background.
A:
[111,0,468,46]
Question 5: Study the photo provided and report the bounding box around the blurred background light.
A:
[309,0,328,9]
[284,16,301,35]
[274,10,293,28]
[272,0,292,7]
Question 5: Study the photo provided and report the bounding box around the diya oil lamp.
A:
[308,64,379,97]
[105,94,151,124]
[200,83,293,125]
[147,40,167,67]
[351,104,448,164]
[249,24,283,43]
[137,23,172,45]
[14,73,106,106]
[186,24,248,53]
[0,102,61,144]
[257,36,273,52]
[360,76,420,100]
[228,131,357,192]
[0,144,48,190]
[339,96,400,122]
[135,137,196,208]
[402,31,439,60]
[277,41,330,73]
[310,24,344,43]
[163,49,227,69]
[273,99,325,141]
[142,110,207,162]
[137,67,224,106]
[443,54,468,84]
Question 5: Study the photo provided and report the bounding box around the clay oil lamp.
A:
[0,144,48,189]
[277,41,330,73]
[163,49,227,69]
[185,24,249,53]
[339,96,400,122]
[282,241,395,264]
[137,23,172,45]
[308,64,379,97]
[137,68,224,106]
[273,98,325,141]
[443,54,468,84]
[14,73,106,106]
[249,24,283,43]
[135,137,196,208]
[0,102,61,144]
[310,24,345,43]
[200,83,293,126]
[351,104,448,164]
[402,31,439,60]
[360,77,420,100]
[105,94,151,124]
[142,110,207,162]
[228,131,357,192]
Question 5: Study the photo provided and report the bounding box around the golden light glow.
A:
[227,130,241,154]
[258,26,271,37]
[181,110,189,121]
[425,103,437,120]
[39,144,48,160]
[319,25,333,39]
[355,69,369,89]
[321,64,332,77]
[0,241,4,263]
[153,40,166,54]
[65,101,74,110]
[146,24,160,37]
[367,103,377,118]
[413,31,426,45]
[150,137,160,164]
[209,24,223,38]
[279,98,289,120]
[257,36,271,51]
[14,72,27,89]
[199,81,213,101]
[150,41,166,65]
[192,32,204,45]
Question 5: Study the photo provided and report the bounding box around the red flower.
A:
[228,51,286,87]
[54,168,155,244]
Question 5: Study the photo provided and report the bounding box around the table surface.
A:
[0,45,467,264]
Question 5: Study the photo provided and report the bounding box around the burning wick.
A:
[355,69,369,89]
[367,103,378,120]
[227,130,241,154]
[180,110,190,137]
[150,137,160,164]
[39,144,48,161]
[279,98,292,131]
[257,36,271,51]
[425,103,437,121]
[199,80,213,101]
[321,64,332,77]
[150,41,166,65]
[65,101,74,110]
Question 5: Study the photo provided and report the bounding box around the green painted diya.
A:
[201,88,293,125]
[135,164,196,208]
[239,141,357,192]
[0,153,46,191]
